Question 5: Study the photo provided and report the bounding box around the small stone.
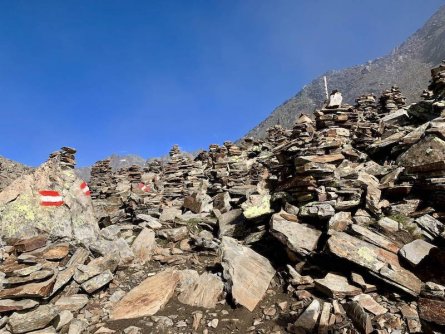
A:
[55,294,89,312]
[81,270,113,294]
[208,319,219,328]
[158,227,188,242]
[315,273,361,298]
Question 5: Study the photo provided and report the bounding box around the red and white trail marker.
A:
[80,181,91,196]
[138,183,151,193]
[39,190,64,207]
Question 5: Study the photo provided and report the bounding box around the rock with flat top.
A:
[81,270,113,294]
[131,228,156,263]
[54,294,89,312]
[315,273,361,298]
[8,305,58,334]
[0,299,39,313]
[110,269,180,320]
[158,227,188,242]
[177,272,224,308]
[327,232,421,296]
[418,298,445,326]
[270,213,321,256]
[352,294,387,316]
[220,237,275,311]
[399,239,436,267]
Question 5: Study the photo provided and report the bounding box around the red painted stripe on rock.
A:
[39,190,61,196]
[41,201,64,207]
[80,181,91,196]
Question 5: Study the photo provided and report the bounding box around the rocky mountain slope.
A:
[244,4,445,140]
[0,156,33,192]
[0,62,444,333]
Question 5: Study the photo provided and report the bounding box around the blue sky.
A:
[0,0,443,167]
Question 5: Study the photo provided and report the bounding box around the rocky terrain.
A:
[1,62,445,334]
[244,4,445,140]
[0,157,33,192]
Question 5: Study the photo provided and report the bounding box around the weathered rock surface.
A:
[8,305,58,334]
[110,269,180,320]
[399,239,436,267]
[220,237,275,311]
[270,213,322,256]
[0,148,99,242]
[177,272,224,308]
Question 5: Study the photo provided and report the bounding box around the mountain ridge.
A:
[243,4,445,140]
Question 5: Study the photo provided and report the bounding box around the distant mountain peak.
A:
[243,5,445,140]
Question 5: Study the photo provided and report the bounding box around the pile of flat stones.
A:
[3,64,445,334]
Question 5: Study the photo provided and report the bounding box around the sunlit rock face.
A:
[0,147,99,242]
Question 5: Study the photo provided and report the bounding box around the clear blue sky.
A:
[0,0,443,167]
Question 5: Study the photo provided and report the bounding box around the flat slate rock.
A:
[270,213,322,256]
[327,232,421,296]
[110,269,181,320]
[8,305,58,334]
[315,273,361,299]
[220,236,275,311]
[81,269,113,294]
[177,272,224,308]
[131,228,156,263]
[399,239,436,267]
[0,277,56,299]
[0,299,39,313]
[352,294,387,316]
[418,297,445,326]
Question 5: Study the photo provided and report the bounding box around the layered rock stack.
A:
[379,85,407,113]
[429,60,445,112]
[162,145,193,203]
[89,159,116,200]
[351,94,382,151]
[49,146,77,169]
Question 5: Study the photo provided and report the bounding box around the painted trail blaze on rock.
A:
[138,183,151,192]
[80,181,91,196]
[39,190,64,207]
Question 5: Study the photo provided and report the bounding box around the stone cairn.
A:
[379,85,407,113]
[49,146,77,169]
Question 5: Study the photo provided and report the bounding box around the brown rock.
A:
[270,213,322,256]
[110,269,180,320]
[0,299,39,313]
[14,236,48,253]
[315,273,361,299]
[131,228,156,263]
[220,236,275,311]
[8,305,58,333]
[418,297,445,326]
[352,294,387,316]
[327,232,421,296]
[344,301,373,334]
[177,272,224,308]
[0,277,55,299]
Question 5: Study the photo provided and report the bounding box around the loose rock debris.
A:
[0,62,445,333]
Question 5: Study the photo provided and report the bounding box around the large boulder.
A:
[0,148,99,242]
[397,136,445,167]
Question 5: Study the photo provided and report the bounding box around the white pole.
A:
[323,76,329,100]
